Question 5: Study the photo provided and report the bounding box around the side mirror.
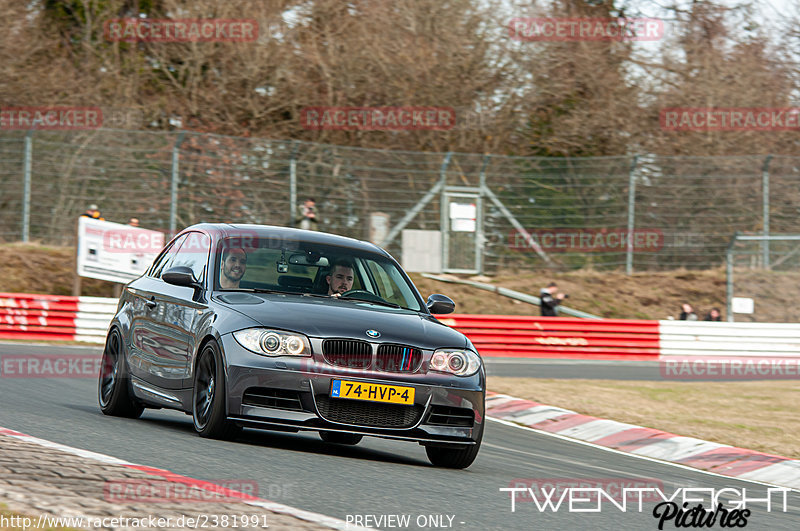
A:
[427,294,455,315]
[163,266,200,289]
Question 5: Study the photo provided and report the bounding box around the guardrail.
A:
[436,314,660,360]
[0,292,117,343]
[2,293,800,360]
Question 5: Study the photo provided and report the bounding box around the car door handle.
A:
[145,297,158,310]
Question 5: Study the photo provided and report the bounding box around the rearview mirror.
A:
[427,294,455,315]
[288,253,330,267]
[162,266,199,288]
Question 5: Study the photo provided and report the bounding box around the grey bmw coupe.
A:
[98,224,485,468]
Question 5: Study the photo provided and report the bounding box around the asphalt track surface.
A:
[1,343,798,530]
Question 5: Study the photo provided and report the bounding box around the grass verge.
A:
[488,377,800,459]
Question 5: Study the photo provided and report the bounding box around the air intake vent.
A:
[376,344,422,373]
[322,339,373,369]
[242,388,303,411]
[316,396,423,428]
[425,406,475,427]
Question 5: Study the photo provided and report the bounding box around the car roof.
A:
[182,223,390,257]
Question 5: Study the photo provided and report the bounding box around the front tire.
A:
[192,340,241,440]
[319,431,363,445]
[98,329,144,418]
[425,424,483,469]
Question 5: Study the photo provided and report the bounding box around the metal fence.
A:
[726,234,800,323]
[2,128,800,274]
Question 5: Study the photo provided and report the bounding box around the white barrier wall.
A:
[659,321,800,358]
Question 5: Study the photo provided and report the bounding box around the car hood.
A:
[214,292,467,350]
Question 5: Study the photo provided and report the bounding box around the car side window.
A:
[150,234,187,278]
[170,232,210,282]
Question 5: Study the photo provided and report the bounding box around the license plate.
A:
[330,379,415,405]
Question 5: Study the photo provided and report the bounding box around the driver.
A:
[326,259,354,296]
[220,248,247,289]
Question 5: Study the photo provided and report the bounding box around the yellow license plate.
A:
[330,379,415,405]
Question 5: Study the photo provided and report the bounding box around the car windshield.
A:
[214,235,423,312]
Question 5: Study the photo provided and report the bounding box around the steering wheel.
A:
[339,290,390,304]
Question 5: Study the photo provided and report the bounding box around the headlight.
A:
[233,328,311,357]
[430,349,482,376]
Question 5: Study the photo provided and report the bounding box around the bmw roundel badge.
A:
[366,329,381,338]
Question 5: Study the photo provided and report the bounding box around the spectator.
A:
[704,307,722,321]
[297,198,318,231]
[128,217,140,227]
[679,303,698,321]
[540,281,566,317]
[80,204,104,220]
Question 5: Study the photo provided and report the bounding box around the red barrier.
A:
[436,314,660,360]
[0,292,116,343]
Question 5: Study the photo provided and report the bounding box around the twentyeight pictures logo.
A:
[300,107,456,131]
[509,17,664,41]
[661,108,800,131]
[104,19,258,42]
[1,107,102,130]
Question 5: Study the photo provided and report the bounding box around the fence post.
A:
[477,154,490,274]
[761,154,772,269]
[625,155,639,275]
[169,131,186,235]
[21,130,34,242]
[289,141,299,226]
[726,234,736,322]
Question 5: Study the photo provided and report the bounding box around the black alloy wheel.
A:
[98,329,144,418]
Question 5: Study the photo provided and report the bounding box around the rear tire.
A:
[192,341,241,440]
[319,431,363,445]
[98,329,144,419]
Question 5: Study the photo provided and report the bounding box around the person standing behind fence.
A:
[540,282,566,317]
[703,307,722,321]
[80,204,104,221]
[679,303,698,321]
[297,198,318,230]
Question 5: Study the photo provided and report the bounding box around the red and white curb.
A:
[0,426,369,530]
[485,392,800,490]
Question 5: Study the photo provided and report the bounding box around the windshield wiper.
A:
[337,294,402,309]
[237,288,294,295]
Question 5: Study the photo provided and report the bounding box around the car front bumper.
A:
[220,334,485,445]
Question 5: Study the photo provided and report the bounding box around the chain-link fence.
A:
[2,128,800,275]
[726,234,800,323]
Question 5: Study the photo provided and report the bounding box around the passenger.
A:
[220,248,247,289]
[326,259,354,296]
